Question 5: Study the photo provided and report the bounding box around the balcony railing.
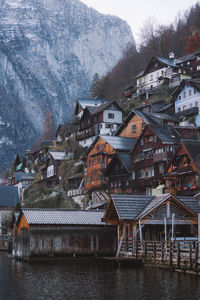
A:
[76,127,96,141]
[153,152,173,162]
[175,107,198,119]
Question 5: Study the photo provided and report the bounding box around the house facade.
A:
[131,124,178,195]
[164,140,200,196]
[77,101,124,147]
[172,79,200,126]
[135,55,190,94]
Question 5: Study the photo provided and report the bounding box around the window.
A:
[132,172,135,180]
[149,136,153,142]
[132,125,136,133]
[85,176,90,184]
[179,95,181,100]
[141,138,144,146]
[178,107,181,112]
[197,65,200,71]
[99,123,103,129]
[142,122,146,129]
[189,90,192,96]
[195,101,198,107]
[194,88,197,94]
[183,92,186,98]
[183,105,186,110]
[187,61,190,65]
[190,103,193,108]
[108,113,114,119]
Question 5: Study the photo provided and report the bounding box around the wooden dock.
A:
[120,240,200,273]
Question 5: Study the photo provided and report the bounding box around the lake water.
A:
[1,252,200,300]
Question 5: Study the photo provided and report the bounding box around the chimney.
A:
[169,52,175,59]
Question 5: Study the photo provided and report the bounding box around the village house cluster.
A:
[2,50,200,262]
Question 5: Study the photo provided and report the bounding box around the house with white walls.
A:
[171,79,200,126]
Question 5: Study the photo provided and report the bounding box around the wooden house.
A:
[13,209,117,260]
[164,140,200,196]
[176,51,200,77]
[77,101,124,147]
[43,151,73,187]
[102,193,200,256]
[131,124,179,195]
[104,152,132,194]
[84,135,137,194]
[116,109,178,139]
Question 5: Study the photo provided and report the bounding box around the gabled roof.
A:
[21,209,107,226]
[149,124,178,144]
[74,98,109,115]
[146,112,178,123]
[99,135,137,152]
[135,55,186,79]
[176,51,200,64]
[104,193,199,222]
[0,186,19,207]
[49,151,72,161]
[104,152,132,176]
[109,194,153,220]
[181,139,200,170]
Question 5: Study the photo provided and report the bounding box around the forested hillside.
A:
[91,3,200,100]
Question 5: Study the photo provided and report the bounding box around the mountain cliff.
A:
[0,0,134,169]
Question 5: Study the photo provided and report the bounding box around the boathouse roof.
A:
[21,209,108,226]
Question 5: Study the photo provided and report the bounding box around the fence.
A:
[120,240,200,272]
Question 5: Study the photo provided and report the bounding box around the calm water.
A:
[1,252,200,300]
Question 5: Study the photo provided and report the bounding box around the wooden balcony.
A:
[175,107,198,119]
[153,152,173,162]
[76,127,96,141]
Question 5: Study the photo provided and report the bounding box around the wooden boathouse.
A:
[103,193,200,265]
[13,209,117,261]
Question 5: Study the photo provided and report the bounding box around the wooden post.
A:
[136,241,138,260]
[171,213,175,241]
[169,241,173,266]
[195,242,199,272]
[153,242,156,260]
[198,214,200,251]
[139,220,143,242]
[164,217,167,242]
[177,242,180,268]
[189,243,192,270]
[144,241,147,262]
[161,241,164,263]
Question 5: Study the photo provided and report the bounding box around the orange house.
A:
[84,135,137,192]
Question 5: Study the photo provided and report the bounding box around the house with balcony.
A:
[164,140,200,196]
[135,54,191,96]
[84,135,137,201]
[171,79,200,126]
[131,124,179,195]
[104,152,132,194]
[77,101,124,147]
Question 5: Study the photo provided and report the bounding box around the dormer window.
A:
[132,125,136,133]
[108,113,114,119]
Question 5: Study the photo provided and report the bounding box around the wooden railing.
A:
[120,240,200,272]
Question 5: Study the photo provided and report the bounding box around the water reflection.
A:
[0,252,200,300]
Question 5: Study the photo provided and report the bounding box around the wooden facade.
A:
[84,138,115,191]
[118,113,146,139]
[13,209,117,260]
[104,153,132,194]
[103,193,200,257]
[132,124,178,194]
[164,140,200,196]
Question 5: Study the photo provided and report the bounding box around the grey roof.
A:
[116,152,132,173]
[21,209,107,225]
[150,124,178,144]
[147,112,178,123]
[181,140,200,169]
[176,51,200,64]
[100,135,137,151]
[77,98,109,109]
[178,196,200,214]
[14,172,35,182]
[111,194,153,220]
[157,103,174,113]
[0,186,19,207]
[49,151,72,161]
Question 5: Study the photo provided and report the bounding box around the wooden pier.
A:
[120,240,200,273]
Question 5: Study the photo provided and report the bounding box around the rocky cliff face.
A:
[0,0,134,169]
